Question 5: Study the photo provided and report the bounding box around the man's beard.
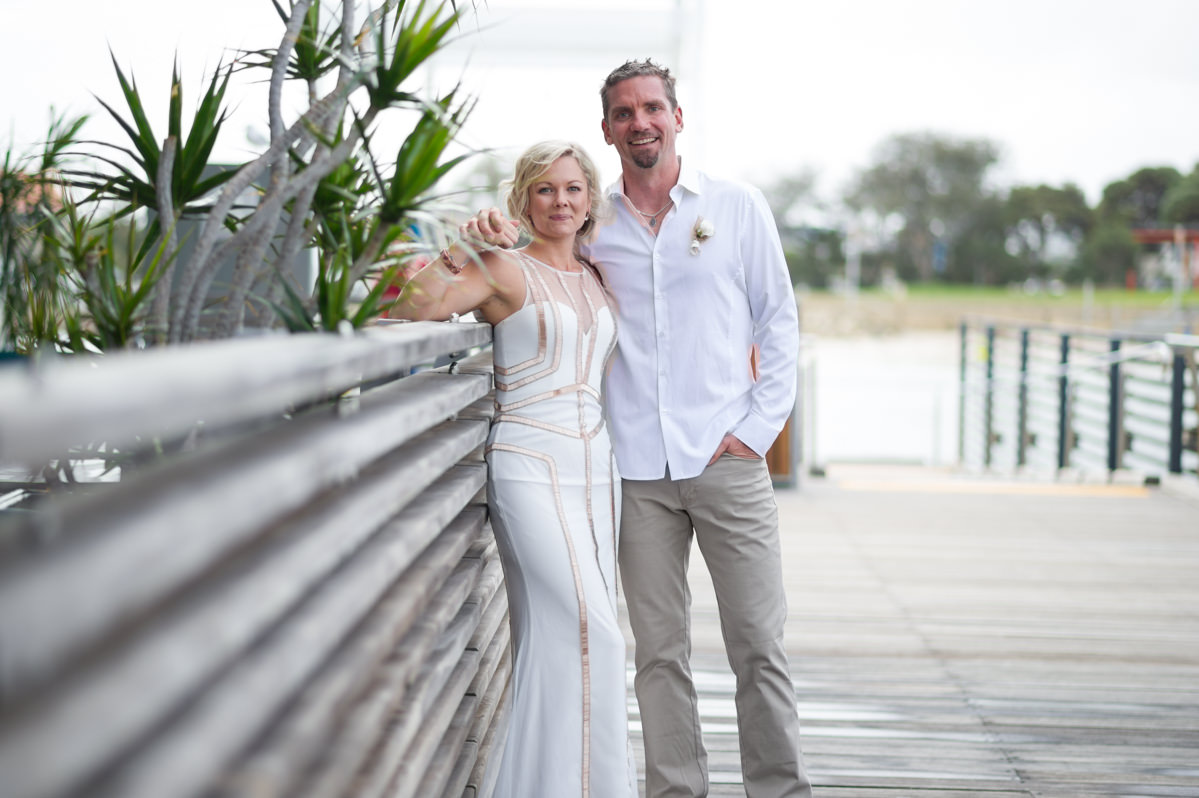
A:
[632,149,659,169]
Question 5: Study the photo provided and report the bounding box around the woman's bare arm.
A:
[389,243,523,324]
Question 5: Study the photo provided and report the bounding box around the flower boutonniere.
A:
[689,216,715,255]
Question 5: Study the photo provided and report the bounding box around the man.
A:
[468,59,810,798]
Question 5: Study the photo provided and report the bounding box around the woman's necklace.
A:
[630,197,673,227]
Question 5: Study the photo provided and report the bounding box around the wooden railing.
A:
[0,321,509,798]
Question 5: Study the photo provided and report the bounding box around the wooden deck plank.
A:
[621,465,1199,796]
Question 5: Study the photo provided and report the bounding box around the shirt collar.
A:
[606,157,703,200]
[675,159,703,197]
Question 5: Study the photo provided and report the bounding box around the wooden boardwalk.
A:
[622,465,1199,797]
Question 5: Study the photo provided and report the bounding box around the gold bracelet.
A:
[439,247,464,275]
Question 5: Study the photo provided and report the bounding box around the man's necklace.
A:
[631,198,672,227]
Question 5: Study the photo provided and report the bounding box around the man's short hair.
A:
[600,59,678,118]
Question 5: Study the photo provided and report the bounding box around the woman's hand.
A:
[461,208,521,250]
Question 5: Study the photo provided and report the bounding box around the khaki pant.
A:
[620,454,811,798]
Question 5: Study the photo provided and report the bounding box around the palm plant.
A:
[68,56,236,343]
[1,111,88,354]
[9,0,476,352]
[52,207,174,351]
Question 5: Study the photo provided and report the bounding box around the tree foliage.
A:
[1074,222,1139,285]
[1161,166,1199,224]
[763,130,1194,290]
[844,132,1001,281]
[1096,166,1182,228]
[1,0,477,354]
[1003,183,1093,276]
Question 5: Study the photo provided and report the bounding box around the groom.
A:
[469,59,810,798]
[586,59,810,798]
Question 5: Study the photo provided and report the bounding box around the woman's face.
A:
[525,156,591,240]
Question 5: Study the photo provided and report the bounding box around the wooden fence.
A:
[0,321,509,798]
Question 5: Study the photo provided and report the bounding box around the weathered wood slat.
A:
[0,371,490,697]
[0,322,490,465]
[89,477,491,798]
[445,741,481,798]
[211,489,488,798]
[467,590,509,687]
[0,420,487,798]
[414,690,481,798]
[370,555,503,798]
[454,349,499,377]
[0,326,509,798]
[465,559,505,651]
[449,626,512,798]
[301,551,487,798]
[387,652,483,798]
[465,665,513,798]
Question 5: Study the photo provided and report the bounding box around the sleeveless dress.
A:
[485,252,637,798]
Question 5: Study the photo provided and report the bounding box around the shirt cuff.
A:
[732,413,785,458]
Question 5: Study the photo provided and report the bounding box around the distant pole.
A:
[957,321,967,465]
[1057,333,1071,470]
[1168,349,1185,474]
[845,224,860,303]
[1174,224,1186,312]
[1017,328,1030,468]
[1106,337,1122,474]
[984,325,995,468]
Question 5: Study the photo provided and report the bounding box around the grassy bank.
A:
[799,285,1199,337]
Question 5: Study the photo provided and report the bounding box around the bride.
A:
[388,141,637,797]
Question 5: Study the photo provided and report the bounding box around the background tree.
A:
[1096,166,1181,228]
[1085,166,1187,287]
[763,168,842,288]
[782,227,844,289]
[1161,164,1199,224]
[946,194,1019,285]
[1074,222,1139,285]
[843,132,1001,282]
[1003,183,1093,279]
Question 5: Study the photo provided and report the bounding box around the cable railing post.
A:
[1017,327,1029,468]
[1168,349,1185,474]
[1107,337,1123,474]
[958,321,968,465]
[984,325,996,468]
[1057,333,1071,470]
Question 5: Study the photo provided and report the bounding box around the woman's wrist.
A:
[438,246,465,275]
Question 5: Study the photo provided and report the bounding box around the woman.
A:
[389,141,636,797]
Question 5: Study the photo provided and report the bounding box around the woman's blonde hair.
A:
[502,141,606,243]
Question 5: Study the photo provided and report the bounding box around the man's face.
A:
[601,75,683,172]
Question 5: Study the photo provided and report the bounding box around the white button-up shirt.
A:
[584,162,799,480]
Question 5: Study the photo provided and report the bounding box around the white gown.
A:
[485,252,637,798]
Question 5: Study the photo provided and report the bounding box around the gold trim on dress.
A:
[487,442,593,796]
[486,251,622,797]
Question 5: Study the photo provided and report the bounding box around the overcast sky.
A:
[4,0,1198,209]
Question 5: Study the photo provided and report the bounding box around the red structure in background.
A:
[1131,227,1199,245]
[1129,227,1199,289]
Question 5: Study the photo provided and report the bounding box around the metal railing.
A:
[959,320,1199,480]
[0,321,508,798]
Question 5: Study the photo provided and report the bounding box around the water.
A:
[801,331,960,468]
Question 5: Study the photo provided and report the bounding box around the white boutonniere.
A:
[689,216,715,255]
